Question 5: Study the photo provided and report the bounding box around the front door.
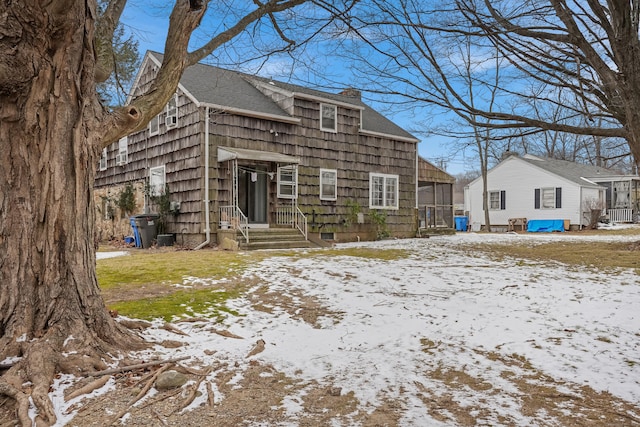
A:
[238,166,268,224]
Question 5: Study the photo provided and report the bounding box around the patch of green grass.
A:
[97,249,264,321]
[97,250,260,290]
[110,288,242,322]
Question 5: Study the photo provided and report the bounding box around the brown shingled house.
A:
[94,51,422,249]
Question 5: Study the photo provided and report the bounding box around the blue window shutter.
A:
[500,190,506,210]
[534,188,540,209]
[555,187,562,208]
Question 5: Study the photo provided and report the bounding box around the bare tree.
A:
[0,1,349,424]
[329,0,640,166]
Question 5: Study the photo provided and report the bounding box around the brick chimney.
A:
[339,88,361,99]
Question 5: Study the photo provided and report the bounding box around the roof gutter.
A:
[195,106,211,250]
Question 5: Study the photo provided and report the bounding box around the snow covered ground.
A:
[55,232,640,425]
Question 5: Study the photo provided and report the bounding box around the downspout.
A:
[415,149,419,209]
[195,106,211,250]
[579,185,583,230]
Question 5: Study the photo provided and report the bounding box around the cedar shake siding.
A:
[94,51,419,247]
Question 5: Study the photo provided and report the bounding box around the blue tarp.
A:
[527,219,565,233]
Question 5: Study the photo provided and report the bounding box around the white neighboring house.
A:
[464,154,639,231]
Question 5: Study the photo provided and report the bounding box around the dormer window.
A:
[165,94,178,128]
[320,103,337,132]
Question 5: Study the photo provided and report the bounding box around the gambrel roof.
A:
[143,51,418,142]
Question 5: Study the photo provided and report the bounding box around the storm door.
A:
[238,165,268,224]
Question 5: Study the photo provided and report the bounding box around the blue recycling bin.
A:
[129,217,142,248]
[454,216,468,232]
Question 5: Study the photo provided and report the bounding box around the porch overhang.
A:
[217,146,300,164]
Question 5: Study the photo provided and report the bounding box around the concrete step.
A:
[237,228,312,250]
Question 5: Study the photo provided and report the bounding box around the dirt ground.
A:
[2,282,639,427]
[3,237,640,427]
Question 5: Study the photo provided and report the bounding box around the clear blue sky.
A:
[119,2,472,176]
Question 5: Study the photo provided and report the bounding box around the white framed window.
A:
[277,165,297,199]
[320,103,337,132]
[149,115,159,136]
[99,147,107,171]
[369,173,398,209]
[116,136,128,166]
[149,165,166,197]
[165,94,178,128]
[535,187,562,209]
[489,190,505,210]
[320,169,337,201]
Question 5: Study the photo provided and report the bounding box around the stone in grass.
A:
[155,370,188,390]
[219,237,239,251]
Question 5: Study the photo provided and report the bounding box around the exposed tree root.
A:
[88,355,190,377]
[0,377,31,426]
[64,375,110,402]
[107,362,173,425]
[0,319,147,426]
[168,367,212,416]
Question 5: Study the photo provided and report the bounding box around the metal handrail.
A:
[275,205,307,240]
[294,206,308,239]
[219,206,249,243]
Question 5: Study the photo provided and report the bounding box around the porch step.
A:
[237,227,313,250]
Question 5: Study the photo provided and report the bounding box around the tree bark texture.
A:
[0,4,139,423]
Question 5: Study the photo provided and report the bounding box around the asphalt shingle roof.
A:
[519,155,623,186]
[149,52,416,141]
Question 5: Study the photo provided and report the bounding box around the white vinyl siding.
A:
[466,155,586,228]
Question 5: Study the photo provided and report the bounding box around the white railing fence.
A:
[275,205,308,239]
[219,206,249,243]
[608,208,634,223]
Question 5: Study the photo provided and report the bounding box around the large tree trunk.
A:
[0,2,141,425]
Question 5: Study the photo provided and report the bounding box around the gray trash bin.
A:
[131,214,160,248]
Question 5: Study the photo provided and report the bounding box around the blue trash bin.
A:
[454,216,468,232]
[130,217,142,248]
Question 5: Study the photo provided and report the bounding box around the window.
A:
[320,169,337,201]
[369,173,398,209]
[277,165,297,199]
[116,136,128,166]
[489,190,506,210]
[149,115,159,136]
[99,148,107,171]
[535,187,562,209]
[149,165,166,196]
[320,103,337,132]
[165,94,178,128]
